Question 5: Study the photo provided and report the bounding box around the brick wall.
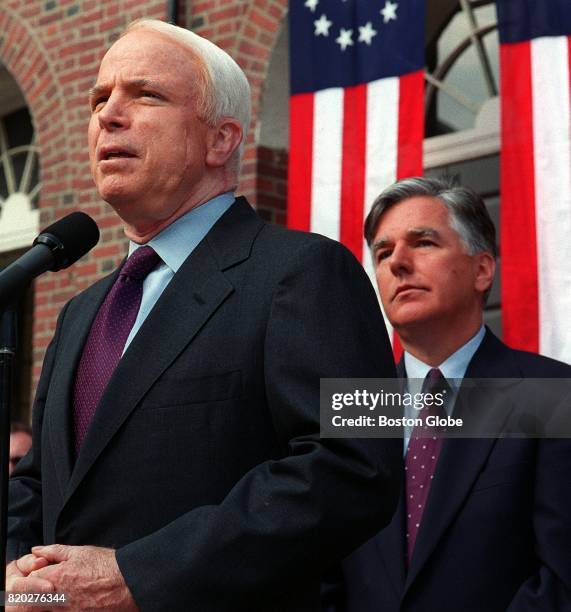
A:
[256,146,287,225]
[0,0,288,399]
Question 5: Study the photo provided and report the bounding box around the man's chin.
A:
[388,307,436,334]
[94,173,138,202]
[99,190,139,215]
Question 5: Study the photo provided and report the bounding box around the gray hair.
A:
[364,176,497,258]
[122,19,251,175]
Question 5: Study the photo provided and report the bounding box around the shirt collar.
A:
[404,325,486,388]
[128,192,235,273]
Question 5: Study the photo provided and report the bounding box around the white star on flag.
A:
[305,0,319,13]
[380,1,398,23]
[335,28,354,51]
[314,14,333,37]
[358,22,377,45]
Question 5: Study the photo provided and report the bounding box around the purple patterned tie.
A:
[405,368,450,565]
[72,246,161,455]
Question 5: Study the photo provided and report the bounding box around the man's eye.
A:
[376,250,391,262]
[92,97,107,111]
[141,91,161,100]
[417,240,435,247]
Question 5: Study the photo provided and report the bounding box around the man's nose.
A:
[389,242,413,276]
[98,94,129,131]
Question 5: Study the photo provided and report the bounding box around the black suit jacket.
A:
[329,330,571,612]
[8,198,402,611]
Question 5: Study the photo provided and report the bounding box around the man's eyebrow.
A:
[88,78,165,99]
[371,237,391,251]
[88,84,107,99]
[407,227,440,239]
[371,228,440,251]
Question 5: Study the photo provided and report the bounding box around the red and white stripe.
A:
[288,71,424,348]
[500,34,571,362]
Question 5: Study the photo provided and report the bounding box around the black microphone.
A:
[0,212,100,308]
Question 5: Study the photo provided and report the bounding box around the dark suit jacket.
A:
[8,198,402,611]
[328,330,571,612]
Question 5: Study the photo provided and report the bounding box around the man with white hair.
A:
[6,19,400,611]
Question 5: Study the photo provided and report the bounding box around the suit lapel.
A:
[46,271,118,494]
[63,198,264,503]
[403,330,522,591]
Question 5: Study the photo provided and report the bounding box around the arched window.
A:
[0,66,40,253]
[0,64,39,422]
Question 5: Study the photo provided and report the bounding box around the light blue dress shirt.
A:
[121,192,235,353]
[402,325,486,453]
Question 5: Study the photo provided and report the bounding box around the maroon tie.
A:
[72,246,161,455]
[405,368,450,565]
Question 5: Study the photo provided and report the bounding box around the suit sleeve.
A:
[505,438,571,611]
[116,237,402,611]
[7,301,70,562]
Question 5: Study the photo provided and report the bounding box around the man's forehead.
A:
[373,227,440,248]
[375,197,450,233]
[98,29,198,77]
[91,36,202,103]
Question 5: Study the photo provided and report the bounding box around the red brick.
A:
[258,194,286,210]
[79,52,96,66]
[74,262,98,276]
[33,335,52,349]
[97,214,122,229]
[250,9,276,32]
[209,6,240,22]
[268,4,284,20]
[60,39,101,58]
[21,4,41,18]
[99,17,123,32]
[39,10,64,26]
[21,61,44,87]
[257,177,275,193]
[34,307,61,320]
[82,9,104,25]
[53,290,77,303]
[93,244,122,258]
[244,24,257,39]
[81,25,96,37]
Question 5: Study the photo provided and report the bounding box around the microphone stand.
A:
[0,212,99,609]
[0,303,17,610]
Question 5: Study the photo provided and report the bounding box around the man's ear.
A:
[205,118,243,168]
[474,251,496,295]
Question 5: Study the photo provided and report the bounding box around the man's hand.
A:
[6,555,54,612]
[28,544,138,611]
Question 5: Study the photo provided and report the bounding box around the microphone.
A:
[0,212,100,308]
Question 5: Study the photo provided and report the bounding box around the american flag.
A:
[287,0,425,287]
[498,0,571,362]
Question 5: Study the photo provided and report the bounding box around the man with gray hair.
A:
[327,176,571,611]
[6,19,400,611]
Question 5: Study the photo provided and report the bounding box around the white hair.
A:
[122,19,251,174]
